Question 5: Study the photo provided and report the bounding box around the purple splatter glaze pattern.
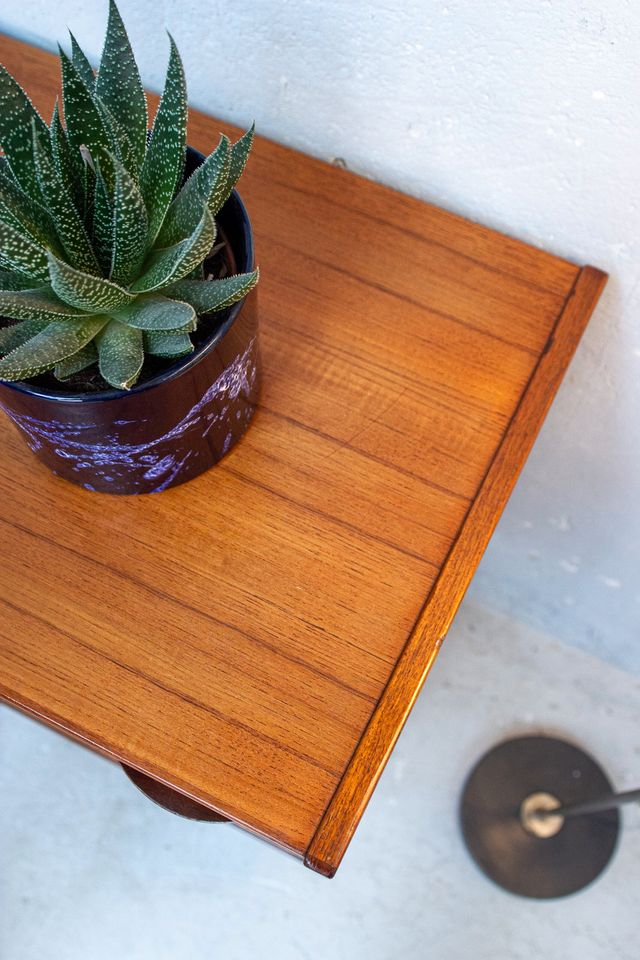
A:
[0,338,258,494]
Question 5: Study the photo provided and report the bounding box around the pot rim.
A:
[0,159,255,405]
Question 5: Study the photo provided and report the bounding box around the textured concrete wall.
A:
[1,0,639,671]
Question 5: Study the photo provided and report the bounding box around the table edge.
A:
[0,689,304,858]
[304,264,608,877]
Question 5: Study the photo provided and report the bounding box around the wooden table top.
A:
[0,34,606,876]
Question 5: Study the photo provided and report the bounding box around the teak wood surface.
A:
[0,34,607,876]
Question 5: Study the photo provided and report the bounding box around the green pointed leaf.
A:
[0,157,17,184]
[0,158,61,251]
[165,269,259,314]
[132,207,215,293]
[94,95,138,174]
[0,315,107,381]
[0,317,51,354]
[47,253,134,312]
[111,157,148,285]
[33,124,100,276]
[217,124,254,211]
[81,153,96,226]
[59,48,116,189]
[0,220,49,280]
[114,295,195,331]
[0,64,51,200]
[54,340,98,379]
[96,0,147,170]
[0,267,36,290]
[144,329,193,358]
[156,135,230,247]
[184,262,205,281]
[0,286,89,321]
[50,99,85,215]
[140,35,187,244]
[92,163,114,275]
[69,32,96,92]
[97,318,143,389]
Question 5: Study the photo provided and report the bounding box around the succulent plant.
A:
[0,0,258,390]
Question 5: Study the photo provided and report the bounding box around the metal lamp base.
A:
[460,736,620,899]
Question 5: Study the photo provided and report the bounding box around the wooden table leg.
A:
[121,765,229,822]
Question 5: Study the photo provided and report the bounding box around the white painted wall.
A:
[2,0,639,671]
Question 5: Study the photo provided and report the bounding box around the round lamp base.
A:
[122,765,229,822]
[460,735,619,899]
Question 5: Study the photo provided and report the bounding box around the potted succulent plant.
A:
[0,0,259,494]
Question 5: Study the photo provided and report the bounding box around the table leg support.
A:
[121,764,229,822]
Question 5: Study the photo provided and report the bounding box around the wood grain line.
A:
[0,593,343,779]
[0,514,376,709]
[304,265,608,876]
[260,407,472,504]
[223,464,440,568]
[0,607,249,782]
[269,236,544,358]
[263,305,526,427]
[259,175,578,299]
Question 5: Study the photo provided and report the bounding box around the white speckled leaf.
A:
[0,286,89,321]
[0,314,107,381]
[183,263,205,281]
[216,124,254,212]
[114,294,195,331]
[132,207,215,293]
[92,164,114,275]
[0,219,50,280]
[0,158,16,184]
[144,329,193,357]
[33,125,100,276]
[0,267,36,290]
[0,64,51,201]
[94,96,138,174]
[82,156,96,226]
[0,317,51,355]
[97,318,143,389]
[111,157,148,285]
[140,35,187,244]
[0,157,61,252]
[165,269,259,314]
[48,252,134,311]
[50,100,85,215]
[156,135,230,247]
[95,0,147,170]
[54,339,98,379]
[69,32,96,92]
[59,49,116,189]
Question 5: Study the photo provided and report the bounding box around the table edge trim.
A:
[303,264,608,877]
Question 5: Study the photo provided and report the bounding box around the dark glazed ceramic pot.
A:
[0,147,259,495]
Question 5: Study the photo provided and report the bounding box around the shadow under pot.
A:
[0,146,260,495]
